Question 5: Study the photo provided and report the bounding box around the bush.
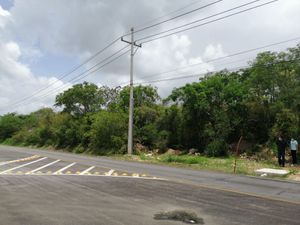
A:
[89,111,127,154]
[205,139,229,157]
[73,145,85,154]
[0,113,23,141]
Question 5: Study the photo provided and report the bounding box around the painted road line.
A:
[79,166,95,175]
[0,157,47,174]
[26,159,61,174]
[106,169,115,176]
[21,173,167,180]
[0,155,40,166]
[53,162,76,174]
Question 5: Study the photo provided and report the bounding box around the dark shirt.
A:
[276,139,287,151]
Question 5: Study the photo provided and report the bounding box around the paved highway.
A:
[0,145,300,225]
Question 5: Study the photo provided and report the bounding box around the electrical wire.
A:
[134,0,204,29]
[137,0,278,44]
[125,0,223,35]
[9,46,130,109]
[9,37,122,107]
[118,36,300,86]
[135,58,300,85]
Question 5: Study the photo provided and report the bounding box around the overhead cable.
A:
[137,0,278,44]
[126,0,223,35]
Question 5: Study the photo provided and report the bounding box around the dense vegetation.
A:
[1,45,300,156]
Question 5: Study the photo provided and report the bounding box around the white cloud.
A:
[0,5,10,28]
[133,35,217,97]
[0,6,69,115]
[203,44,226,60]
[0,39,68,114]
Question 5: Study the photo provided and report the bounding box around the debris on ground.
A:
[154,210,204,224]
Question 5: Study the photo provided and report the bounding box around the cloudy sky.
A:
[0,0,300,115]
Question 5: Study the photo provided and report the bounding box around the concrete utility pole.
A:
[121,27,141,155]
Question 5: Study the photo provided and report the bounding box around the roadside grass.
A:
[112,153,286,176]
[157,154,279,175]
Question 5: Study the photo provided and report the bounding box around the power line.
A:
[9,46,130,109]
[11,35,299,108]
[135,58,300,85]
[119,57,252,87]
[137,0,277,44]
[126,0,223,35]
[9,37,122,107]
[28,47,130,103]
[119,36,300,86]
[134,0,204,29]
[130,57,253,85]
[4,46,299,113]
[137,0,262,42]
[65,47,130,84]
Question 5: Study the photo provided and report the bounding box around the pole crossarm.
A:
[121,36,142,48]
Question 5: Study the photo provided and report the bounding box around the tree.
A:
[118,85,160,110]
[89,111,127,154]
[271,109,299,139]
[51,113,82,148]
[158,105,183,149]
[0,113,23,141]
[166,71,248,155]
[55,82,104,116]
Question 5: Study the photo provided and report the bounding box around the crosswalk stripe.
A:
[79,166,95,175]
[107,169,115,176]
[53,163,76,174]
[0,155,40,166]
[0,157,47,174]
[26,159,61,174]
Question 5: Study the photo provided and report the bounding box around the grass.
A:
[157,154,279,175]
[112,153,291,176]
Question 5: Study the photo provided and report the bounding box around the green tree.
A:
[271,109,299,139]
[158,105,183,149]
[167,71,247,155]
[89,111,127,154]
[55,82,104,116]
[118,85,160,110]
[0,113,24,142]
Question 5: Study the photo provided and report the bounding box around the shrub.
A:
[89,111,127,154]
[205,139,229,157]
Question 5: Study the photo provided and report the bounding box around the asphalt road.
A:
[1,145,300,225]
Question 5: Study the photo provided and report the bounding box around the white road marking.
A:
[0,155,40,166]
[2,172,166,180]
[79,166,95,175]
[0,157,47,174]
[107,169,115,176]
[53,162,76,174]
[26,159,61,174]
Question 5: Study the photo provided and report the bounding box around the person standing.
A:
[276,135,287,167]
[290,138,298,166]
